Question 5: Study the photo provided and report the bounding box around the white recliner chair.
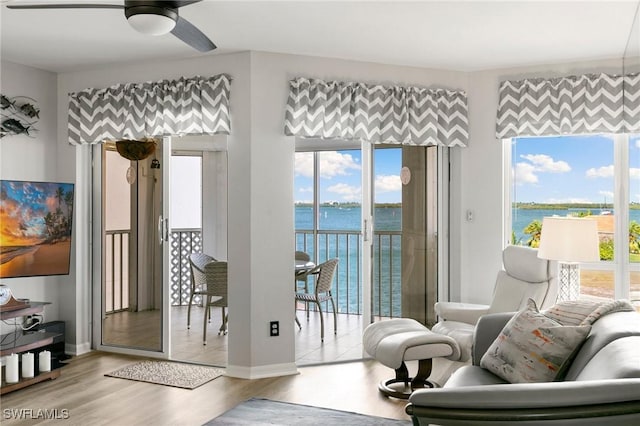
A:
[432,245,558,364]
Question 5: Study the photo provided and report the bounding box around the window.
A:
[507,134,639,310]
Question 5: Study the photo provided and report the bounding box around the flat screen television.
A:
[0,180,74,278]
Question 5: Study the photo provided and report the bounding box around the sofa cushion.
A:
[543,299,635,326]
[575,336,640,381]
[564,310,640,380]
[480,299,591,383]
[444,365,508,387]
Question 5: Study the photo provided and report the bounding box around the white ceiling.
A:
[1,0,639,73]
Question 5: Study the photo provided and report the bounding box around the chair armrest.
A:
[406,379,640,425]
[434,302,489,325]
[471,312,514,365]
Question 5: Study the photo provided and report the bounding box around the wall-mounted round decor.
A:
[400,166,411,185]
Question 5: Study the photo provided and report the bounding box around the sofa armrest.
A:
[471,312,514,365]
[406,379,640,425]
[434,302,489,325]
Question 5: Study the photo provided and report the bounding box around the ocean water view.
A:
[295,205,639,316]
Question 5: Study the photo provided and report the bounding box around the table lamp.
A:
[537,216,600,301]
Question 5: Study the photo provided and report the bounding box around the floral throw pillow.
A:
[480,299,591,383]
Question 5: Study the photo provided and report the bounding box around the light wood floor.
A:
[0,351,411,425]
[171,305,366,366]
[103,305,366,367]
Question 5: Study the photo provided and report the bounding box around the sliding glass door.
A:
[94,137,172,357]
[294,141,440,361]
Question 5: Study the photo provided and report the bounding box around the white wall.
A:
[0,61,63,331]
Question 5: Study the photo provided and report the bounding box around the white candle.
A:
[6,353,19,383]
[21,352,34,378]
[39,350,51,373]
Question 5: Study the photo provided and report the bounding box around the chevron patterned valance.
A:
[284,77,469,147]
[496,73,640,139]
[68,74,231,145]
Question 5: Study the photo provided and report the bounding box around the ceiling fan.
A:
[6,0,216,52]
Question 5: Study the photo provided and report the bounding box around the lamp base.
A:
[557,262,580,302]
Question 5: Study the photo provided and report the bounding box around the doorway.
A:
[94,136,228,364]
[293,141,441,364]
[169,143,228,366]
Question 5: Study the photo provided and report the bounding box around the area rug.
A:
[105,360,224,389]
[204,398,412,425]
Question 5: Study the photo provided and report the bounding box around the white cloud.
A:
[294,151,361,179]
[520,154,571,173]
[327,183,361,201]
[513,154,570,185]
[375,175,401,193]
[298,186,313,193]
[513,162,538,184]
[636,140,640,149]
[294,152,314,178]
[598,190,614,199]
[319,151,361,178]
[586,165,614,178]
[631,168,640,179]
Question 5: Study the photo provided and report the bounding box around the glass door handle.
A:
[158,216,169,244]
[363,218,372,242]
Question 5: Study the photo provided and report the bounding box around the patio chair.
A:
[295,258,339,342]
[295,250,315,320]
[188,253,228,345]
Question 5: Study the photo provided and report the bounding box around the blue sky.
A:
[294,136,640,205]
[294,148,403,204]
[514,135,640,204]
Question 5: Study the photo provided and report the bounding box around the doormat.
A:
[105,360,224,390]
[204,398,412,425]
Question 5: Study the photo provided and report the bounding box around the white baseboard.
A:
[225,362,298,379]
[65,342,91,356]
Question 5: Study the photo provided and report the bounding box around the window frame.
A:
[502,134,633,301]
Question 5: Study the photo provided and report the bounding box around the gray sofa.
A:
[405,310,640,425]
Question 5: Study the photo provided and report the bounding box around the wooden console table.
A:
[1,302,62,394]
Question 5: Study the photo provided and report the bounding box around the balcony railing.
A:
[105,229,130,314]
[296,229,402,317]
[105,227,401,317]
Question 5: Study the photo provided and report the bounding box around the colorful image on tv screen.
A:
[0,180,74,278]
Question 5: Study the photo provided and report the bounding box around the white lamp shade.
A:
[537,216,600,262]
[127,14,176,36]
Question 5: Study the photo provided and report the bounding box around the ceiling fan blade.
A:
[170,15,216,52]
[7,3,123,10]
[175,1,202,7]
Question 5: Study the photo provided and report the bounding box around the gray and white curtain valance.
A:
[68,74,231,145]
[496,72,640,139]
[284,77,469,147]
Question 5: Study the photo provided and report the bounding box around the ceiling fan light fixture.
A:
[125,6,178,36]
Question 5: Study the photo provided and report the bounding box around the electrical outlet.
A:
[270,321,279,337]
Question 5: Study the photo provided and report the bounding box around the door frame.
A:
[91,136,172,358]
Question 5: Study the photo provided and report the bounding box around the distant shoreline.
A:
[294,202,640,210]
